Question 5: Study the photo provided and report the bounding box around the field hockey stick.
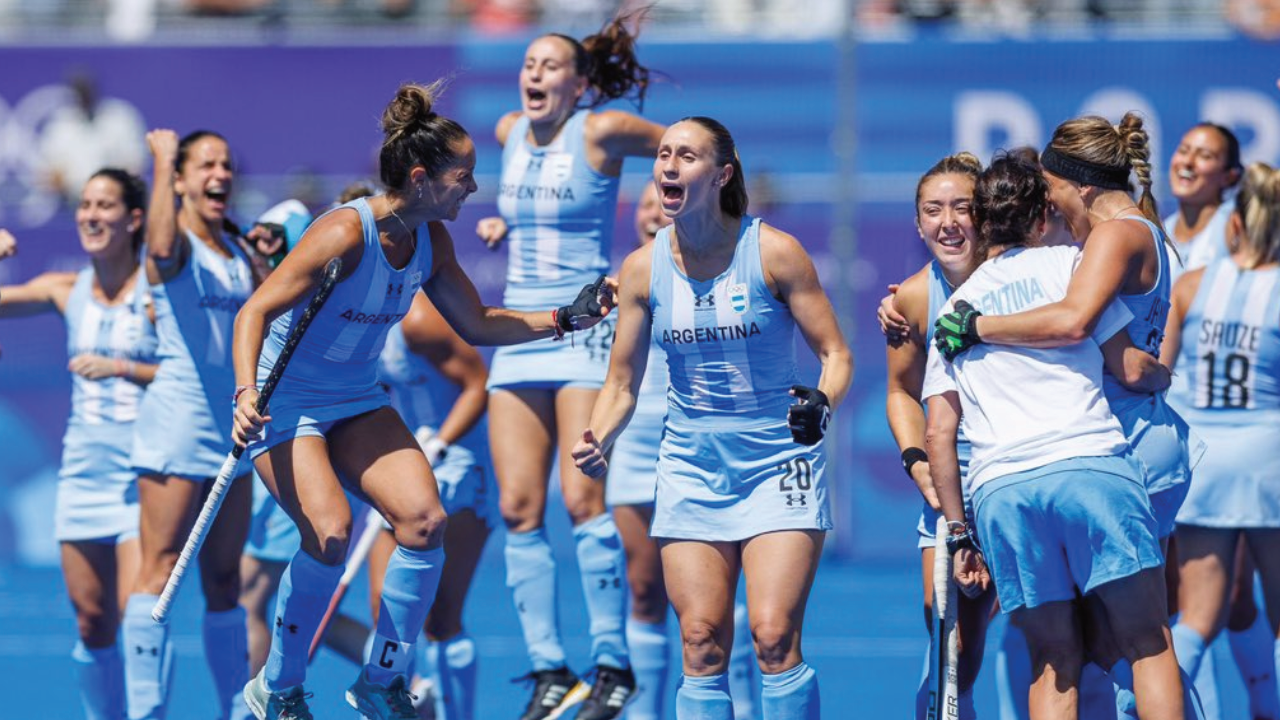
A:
[151,257,344,624]
[933,516,961,720]
[308,504,384,662]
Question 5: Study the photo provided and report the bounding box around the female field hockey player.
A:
[883,152,998,720]
[1162,162,1280,720]
[605,181,759,720]
[1164,123,1243,282]
[1162,122,1252,720]
[126,128,277,720]
[927,153,1185,720]
[365,289,498,720]
[938,114,1211,718]
[475,15,666,718]
[573,116,853,720]
[0,169,157,720]
[231,81,611,720]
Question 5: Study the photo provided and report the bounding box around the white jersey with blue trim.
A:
[1163,197,1234,285]
[257,198,433,406]
[649,216,799,426]
[1174,259,1280,414]
[65,267,158,428]
[1102,217,1172,409]
[150,229,252,387]
[377,322,488,459]
[922,245,1133,492]
[497,110,618,308]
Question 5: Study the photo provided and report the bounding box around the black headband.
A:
[1040,146,1130,191]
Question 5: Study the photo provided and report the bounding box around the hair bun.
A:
[382,82,443,138]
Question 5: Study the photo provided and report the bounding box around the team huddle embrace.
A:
[883,117,1280,720]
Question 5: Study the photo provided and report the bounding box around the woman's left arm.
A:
[763,226,854,409]
[586,110,666,173]
[423,222,611,346]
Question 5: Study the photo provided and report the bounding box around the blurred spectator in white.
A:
[37,71,146,210]
[705,0,845,37]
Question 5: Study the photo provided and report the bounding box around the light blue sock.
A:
[677,673,733,720]
[1274,638,1280,720]
[995,619,1030,720]
[203,607,250,720]
[1196,635,1222,720]
[760,661,820,720]
[573,514,629,669]
[729,602,759,720]
[1172,622,1219,720]
[505,528,565,671]
[123,593,174,720]
[625,617,669,720]
[74,641,125,720]
[1078,663,1116,720]
[433,634,477,720]
[1229,608,1280,720]
[367,545,444,685]
[264,551,343,692]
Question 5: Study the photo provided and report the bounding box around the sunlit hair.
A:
[1233,162,1280,268]
[545,7,653,110]
[679,116,747,218]
[379,80,471,191]
[914,152,982,219]
[973,152,1049,253]
[336,180,377,205]
[1046,112,1161,226]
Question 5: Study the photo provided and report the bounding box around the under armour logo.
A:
[597,577,622,590]
[275,617,299,634]
[785,493,807,507]
[387,282,404,297]
[694,293,715,308]
[134,645,159,657]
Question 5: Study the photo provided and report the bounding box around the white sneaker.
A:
[242,670,314,720]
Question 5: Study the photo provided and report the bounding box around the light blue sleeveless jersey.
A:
[58,267,158,541]
[1174,260,1280,528]
[250,198,433,453]
[647,217,830,541]
[1102,217,1172,406]
[1163,198,1234,285]
[496,109,618,308]
[133,231,253,478]
[650,217,800,427]
[918,260,972,547]
[377,323,488,461]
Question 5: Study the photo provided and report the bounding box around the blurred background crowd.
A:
[0,0,1275,42]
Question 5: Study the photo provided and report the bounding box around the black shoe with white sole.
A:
[514,666,579,720]
[573,665,637,720]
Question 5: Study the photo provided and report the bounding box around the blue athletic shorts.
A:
[973,454,1163,613]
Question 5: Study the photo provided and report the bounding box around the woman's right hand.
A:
[146,129,179,165]
[572,429,607,479]
[476,216,509,250]
[232,387,271,448]
[877,284,910,344]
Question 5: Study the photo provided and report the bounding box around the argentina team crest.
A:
[728,283,749,314]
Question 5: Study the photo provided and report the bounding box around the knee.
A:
[751,616,799,673]
[629,577,668,624]
[75,604,115,646]
[499,492,541,531]
[303,519,353,566]
[562,492,604,526]
[680,620,728,673]
[391,506,448,551]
